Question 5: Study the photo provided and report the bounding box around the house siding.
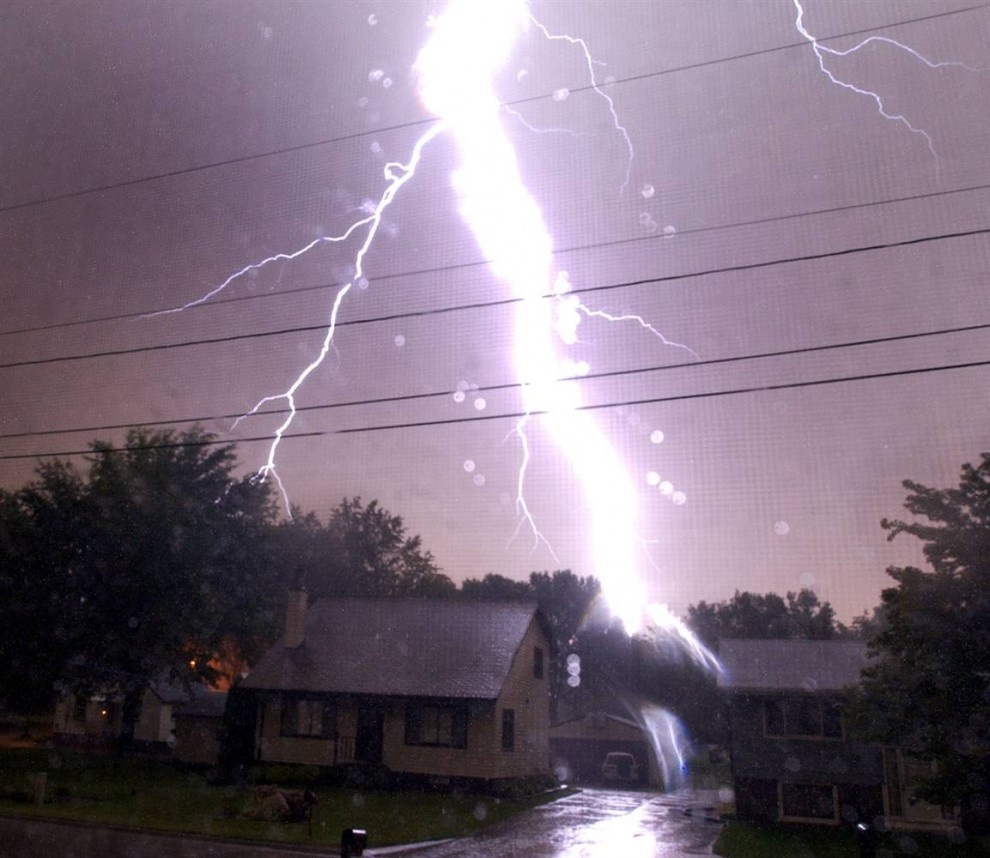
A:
[728,693,883,824]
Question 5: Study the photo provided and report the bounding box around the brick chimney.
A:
[284,586,308,649]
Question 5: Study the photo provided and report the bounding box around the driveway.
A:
[391,789,723,858]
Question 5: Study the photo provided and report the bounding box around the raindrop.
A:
[452,391,465,404]
[517,69,528,81]
[672,491,687,505]
[784,756,801,773]
[368,68,384,83]
[473,474,486,487]
[352,793,365,807]
[566,654,581,669]
[659,481,674,496]
[393,334,405,347]
[367,13,377,25]
[800,572,815,587]
[638,212,652,226]
[262,26,273,40]
[457,380,470,392]
[382,77,393,90]
[574,360,590,376]
[552,87,569,102]
[641,184,655,199]
[425,13,437,27]
[357,96,369,108]
[358,277,369,290]
[474,397,486,411]
[646,471,661,487]
[463,460,476,473]
[567,675,581,688]
[718,787,734,804]
[128,617,139,629]
[663,225,677,238]
[499,492,512,506]
[473,803,488,821]
[774,521,790,536]
[650,429,665,444]
[370,141,382,155]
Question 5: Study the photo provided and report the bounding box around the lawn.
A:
[0,748,555,848]
[714,819,990,857]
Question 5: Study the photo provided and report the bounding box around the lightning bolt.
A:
[793,0,984,162]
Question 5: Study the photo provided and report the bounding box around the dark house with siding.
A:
[239,593,552,787]
[718,639,958,830]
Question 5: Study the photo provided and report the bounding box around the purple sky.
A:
[2,0,988,622]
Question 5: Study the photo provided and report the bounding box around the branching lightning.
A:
[793,0,984,162]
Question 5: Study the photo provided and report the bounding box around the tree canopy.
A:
[851,453,990,832]
[685,588,840,649]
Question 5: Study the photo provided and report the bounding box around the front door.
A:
[355,701,384,764]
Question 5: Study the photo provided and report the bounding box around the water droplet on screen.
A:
[663,225,677,238]
[358,277,369,290]
[474,397,486,411]
[775,521,790,536]
[368,69,384,83]
[367,13,377,26]
[463,460,476,473]
[473,474,486,487]
[641,184,655,199]
[672,491,687,505]
[567,675,581,687]
[553,88,569,102]
[262,26,273,40]
[659,481,674,496]
[517,69,528,81]
[473,803,488,821]
[425,14,437,27]
[639,212,652,226]
[393,334,405,347]
[370,141,382,155]
[800,572,815,587]
[650,429,664,444]
[382,77,393,90]
[453,391,465,404]
[646,471,661,486]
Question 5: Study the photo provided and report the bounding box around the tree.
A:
[0,428,283,734]
[281,497,455,598]
[685,588,839,649]
[850,454,990,833]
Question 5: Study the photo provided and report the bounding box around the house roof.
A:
[241,598,541,700]
[150,675,227,717]
[717,638,869,693]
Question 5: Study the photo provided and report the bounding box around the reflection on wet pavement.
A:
[392,789,722,857]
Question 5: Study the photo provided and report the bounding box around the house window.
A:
[533,647,544,679]
[280,697,335,738]
[764,697,843,739]
[780,782,838,823]
[501,709,515,751]
[73,695,87,723]
[405,703,467,748]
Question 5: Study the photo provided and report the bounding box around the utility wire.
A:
[2,357,986,462]
[2,320,988,443]
[0,3,982,217]
[2,224,987,371]
[3,180,989,339]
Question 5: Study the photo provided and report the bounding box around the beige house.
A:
[240,594,552,785]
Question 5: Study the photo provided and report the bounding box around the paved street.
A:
[0,789,722,857]
[394,789,723,858]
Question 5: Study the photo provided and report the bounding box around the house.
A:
[53,677,227,765]
[550,711,662,787]
[238,592,552,787]
[718,638,958,831]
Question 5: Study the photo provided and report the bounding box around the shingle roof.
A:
[241,598,540,700]
[150,675,227,717]
[717,639,869,693]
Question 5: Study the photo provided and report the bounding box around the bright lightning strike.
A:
[793,0,983,162]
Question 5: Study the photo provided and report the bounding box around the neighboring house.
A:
[718,638,958,831]
[239,592,552,787]
[54,676,227,765]
[550,711,661,787]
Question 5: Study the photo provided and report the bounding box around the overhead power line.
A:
[2,320,989,443]
[0,3,982,217]
[2,357,987,463]
[3,180,988,339]
[1,224,986,372]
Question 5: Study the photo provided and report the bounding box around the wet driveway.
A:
[394,789,723,857]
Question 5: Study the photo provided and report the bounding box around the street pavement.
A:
[381,788,723,858]
[0,788,723,857]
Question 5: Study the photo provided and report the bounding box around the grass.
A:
[713,819,990,857]
[0,748,558,848]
